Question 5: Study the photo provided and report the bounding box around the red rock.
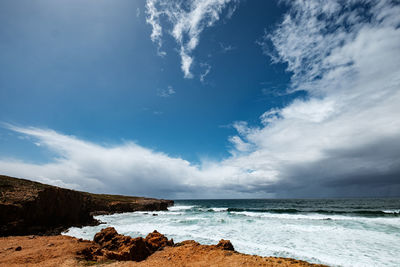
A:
[93,227,119,248]
[174,240,200,247]
[79,228,175,262]
[91,227,152,261]
[144,230,174,252]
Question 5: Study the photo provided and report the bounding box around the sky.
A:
[0,0,399,199]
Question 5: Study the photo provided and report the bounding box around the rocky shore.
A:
[0,175,173,236]
[0,227,328,267]
[0,175,327,266]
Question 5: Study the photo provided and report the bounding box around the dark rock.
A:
[0,175,173,236]
[77,246,105,261]
[15,246,22,251]
[216,239,234,251]
[93,227,119,247]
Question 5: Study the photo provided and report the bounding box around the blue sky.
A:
[0,0,399,198]
[0,0,292,163]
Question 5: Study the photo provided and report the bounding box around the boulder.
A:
[105,237,150,261]
[92,227,151,261]
[85,227,174,262]
[216,239,234,251]
[93,227,119,248]
[77,246,105,261]
[145,230,174,252]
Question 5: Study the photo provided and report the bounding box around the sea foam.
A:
[64,199,400,267]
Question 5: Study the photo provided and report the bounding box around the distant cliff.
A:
[0,175,173,236]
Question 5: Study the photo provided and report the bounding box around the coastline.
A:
[0,175,173,236]
[0,231,327,267]
[1,175,326,266]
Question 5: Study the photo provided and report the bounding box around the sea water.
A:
[64,199,400,266]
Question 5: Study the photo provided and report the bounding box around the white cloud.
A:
[145,0,238,78]
[157,85,176,97]
[228,136,251,153]
[239,0,400,195]
[0,125,200,197]
[145,0,165,57]
[1,0,400,198]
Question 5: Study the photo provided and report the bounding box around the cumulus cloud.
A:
[237,0,400,196]
[0,124,271,198]
[0,125,200,197]
[1,0,400,198]
[145,0,238,78]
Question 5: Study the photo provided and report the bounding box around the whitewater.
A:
[65,199,400,266]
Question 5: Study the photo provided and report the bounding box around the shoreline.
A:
[0,230,328,267]
[1,175,327,266]
[0,175,173,236]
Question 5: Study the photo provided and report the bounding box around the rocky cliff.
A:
[0,175,173,236]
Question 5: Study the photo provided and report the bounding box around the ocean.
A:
[65,199,400,266]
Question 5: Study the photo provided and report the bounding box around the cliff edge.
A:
[0,175,173,236]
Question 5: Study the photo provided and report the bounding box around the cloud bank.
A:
[1,0,400,198]
[145,0,238,78]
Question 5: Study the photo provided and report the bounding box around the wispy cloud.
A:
[220,42,235,53]
[145,0,165,57]
[153,111,163,115]
[145,0,238,78]
[157,85,176,97]
[199,63,211,82]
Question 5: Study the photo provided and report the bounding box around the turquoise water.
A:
[65,199,400,266]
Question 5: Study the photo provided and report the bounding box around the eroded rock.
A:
[145,230,174,252]
[0,175,173,236]
[81,227,174,262]
[216,239,234,251]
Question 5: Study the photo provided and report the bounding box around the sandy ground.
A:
[0,235,90,267]
[0,236,327,267]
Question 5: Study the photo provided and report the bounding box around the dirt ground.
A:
[0,235,91,267]
[0,235,327,267]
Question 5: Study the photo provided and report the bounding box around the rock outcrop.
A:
[0,233,327,267]
[86,194,173,216]
[75,229,326,267]
[78,227,174,262]
[215,239,234,251]
[144,230,174,252]
[0,175,173,236]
